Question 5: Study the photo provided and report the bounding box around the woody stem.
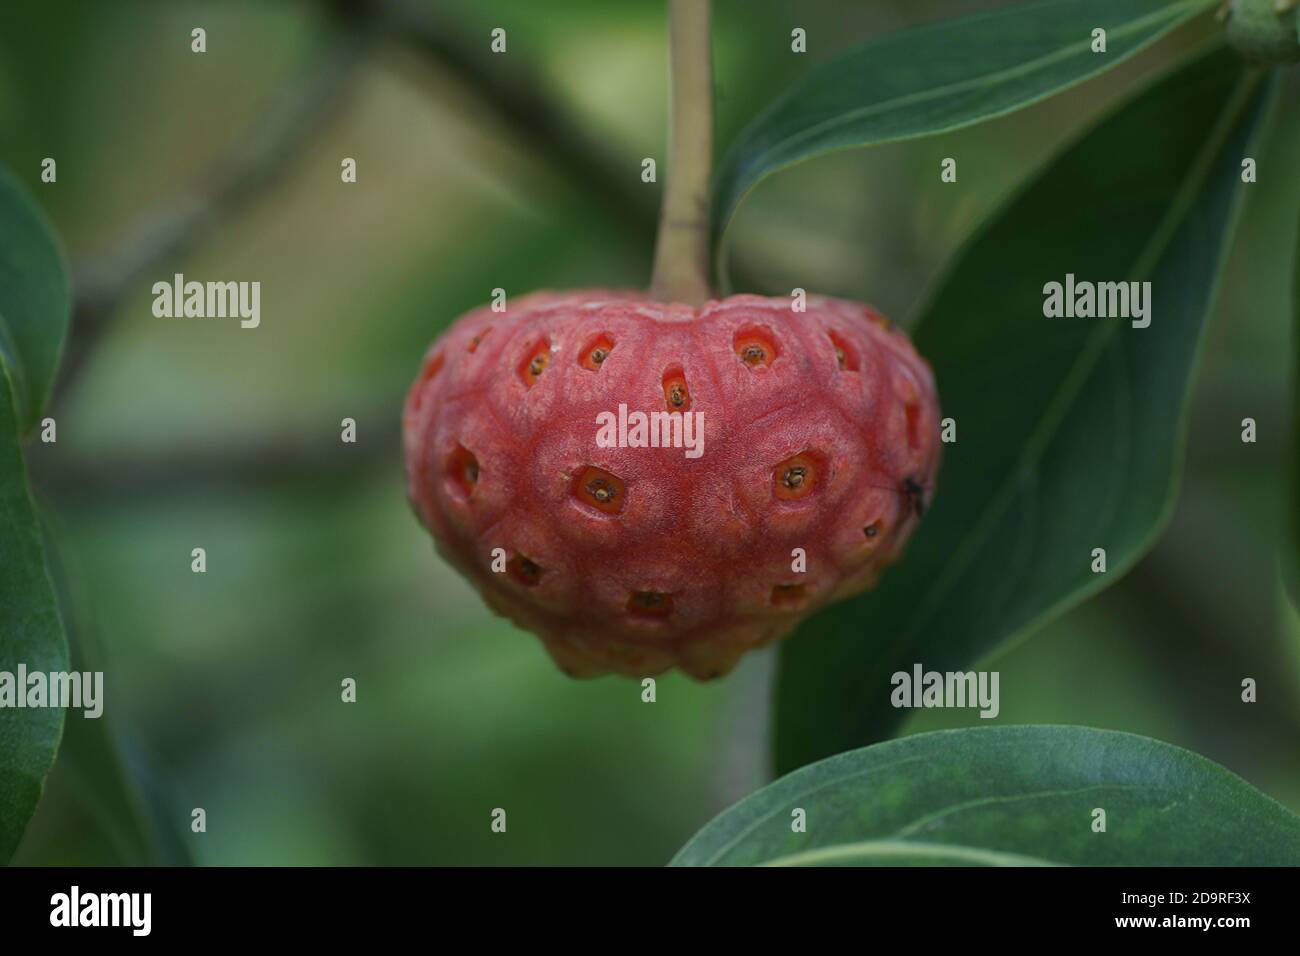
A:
[650,0,714,306]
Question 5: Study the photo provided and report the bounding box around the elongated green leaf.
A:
[713,0,1219,270]
[0,168,70,435]
[0,376,68,861]
[0,170,71,861]
[673,726,1300,866]
[775,47,1277,774]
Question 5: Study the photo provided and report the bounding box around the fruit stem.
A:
[650,0,714,306]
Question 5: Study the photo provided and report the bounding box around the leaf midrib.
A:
[740,2,1205,175]
[760,839,1059,868]
[891,782,1159,837]
[695,773,1164,866]
[690,754,930,866]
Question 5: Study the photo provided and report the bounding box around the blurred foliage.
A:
[0,0,1296,864]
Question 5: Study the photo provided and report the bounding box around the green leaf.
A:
[0,375,69,861]
[0,167,71,435]
[672,726,1300,866]
[0,169,71,862]
[774,47,1278,774]
[712,0,1219,274]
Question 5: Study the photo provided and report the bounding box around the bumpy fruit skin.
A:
[403,290,941,680]
[1226,0,1300,63]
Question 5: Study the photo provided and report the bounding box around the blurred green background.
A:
[2,0,1297,865]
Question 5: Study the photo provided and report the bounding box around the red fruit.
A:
[403,290,941,680]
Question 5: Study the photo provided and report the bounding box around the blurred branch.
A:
[365,0,761,290]
[33,428,397,500]
[54,9,378,407]
[368,0,657,235]
[49,0,763,494]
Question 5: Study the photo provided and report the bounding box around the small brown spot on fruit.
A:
[627,591,673,618]
[419,352,445,384]
[905,401,922,450]
[662,366,691,411]
[774,452,819,500]
[520,339,552,386]
[581,334,615,371]
[904,477,926,518]
[467,328,492,352]
[574,466,626,515]
[508,554,543,586]
[828,330,858,371]
[734,328,778,368]
[771,583,807,607]
[446,444,479,498]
